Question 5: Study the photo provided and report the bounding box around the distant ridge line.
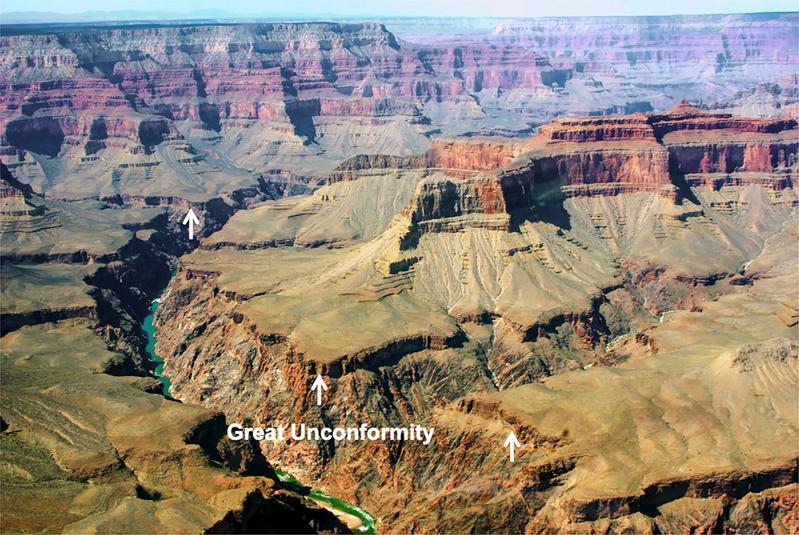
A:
[1,11,797,36]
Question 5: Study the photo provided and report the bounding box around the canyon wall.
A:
[1,14,797,200]
[0,161,359,532]
[152,107,798,533]
[332,104,797,245]
[2,14,798,534]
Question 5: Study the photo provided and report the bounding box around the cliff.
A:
[152,106,798,532]
[381,106,796,245]
[2,14,798,534]
[1,15,797,199]
[0,320,349,533]
[0,159,354,532]
[154,185,798,532]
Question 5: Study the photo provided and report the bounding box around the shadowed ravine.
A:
[142,281,377,534]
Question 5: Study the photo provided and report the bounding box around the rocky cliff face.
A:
[2,23,412,199]
[329,137,525,182]
[332,105,796,245]
[490,13,797,62]
[2,14,798,534]
[153,107,798,532]
[0,321,350,534]
[2,14,797,200]
[0,160,356,532]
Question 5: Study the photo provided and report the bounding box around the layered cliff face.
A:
[328,105,796,243]
[0,162,357,532]
[2,14,797,201]
[153,109,798,532]
[489,13,798,66]
[2,14,798,534]
[0,23,415,200]
[525,103,798,196]
[411,13,799,126]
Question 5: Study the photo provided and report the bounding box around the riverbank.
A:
[275,470,376,534]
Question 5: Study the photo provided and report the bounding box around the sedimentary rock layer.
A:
[1,14,797,198]
[0,161,355,533]
[153,105,798,532]
[2,14,798,534]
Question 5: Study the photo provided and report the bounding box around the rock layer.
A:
[2,14,797,198]
[0,161,355,533]
[153,107,798,532]
[2,13,799,534]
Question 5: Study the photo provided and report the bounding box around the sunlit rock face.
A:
[153,105,797,533]
[1,14,797,200]
[0,14,798,534]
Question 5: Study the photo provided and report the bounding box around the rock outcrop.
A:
[1,14,797,199]
[2,14,799,534]
[153,106,798,532]
[0,320,349,534]
[0,160,354,533]
[327,106,797,247]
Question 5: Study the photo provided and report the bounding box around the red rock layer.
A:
[329,137,527,182]
[376,105,798,236]
[650,101,796,137]
[538,114,656,143]
[514,104,796,194]
[426,138,523,170]
[327,105,797,245]
[1,16,797,192]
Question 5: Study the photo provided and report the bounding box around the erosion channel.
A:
[142,280,377,534]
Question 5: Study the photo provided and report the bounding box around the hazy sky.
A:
[3,0,797,17]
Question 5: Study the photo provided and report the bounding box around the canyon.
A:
[0,163,359,532]
[153,104,798,532]
[1,14,797,202]
[1,13,798,534]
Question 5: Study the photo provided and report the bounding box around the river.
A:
[142,297,171,396]
[142,291,376,533]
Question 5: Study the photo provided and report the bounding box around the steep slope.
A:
[153,107,798,532]
[1,14,797,199]
[0,320,347,533]
[0,164,352,533]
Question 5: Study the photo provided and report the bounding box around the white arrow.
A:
[311,374,328,406]
[504,431,521,463]
[182,208,200,240]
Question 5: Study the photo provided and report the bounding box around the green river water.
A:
[142,294,376,533]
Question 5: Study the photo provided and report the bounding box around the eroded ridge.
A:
[0,162,356,533]
[153,106,798,532]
